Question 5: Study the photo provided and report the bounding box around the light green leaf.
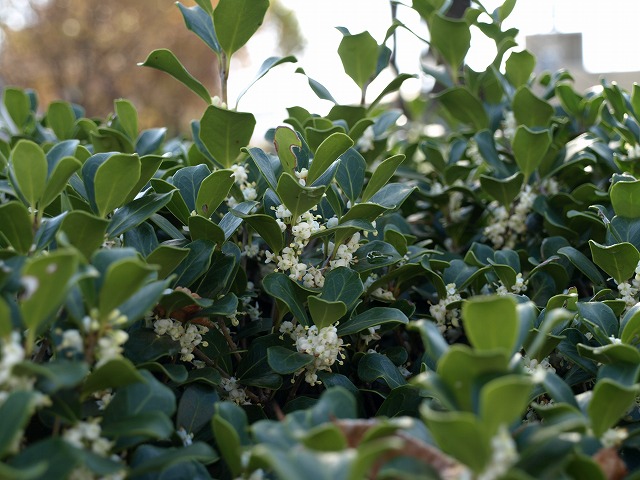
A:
[428,13,471,69]
[41,156,82,209]
[231,211,283,254]
[60,211,109,260]
[98,258,158,320]
[337,30,380,89]
[3,87,31,129]
[435,86,488,130]
[10,140,47,209]
[188,215,225,245]
[462,296,519,354]
[505,49,535,87]
[114,99,138,140]
[213,0,269,56]
[0,201,33,254]
[588,379,638,437]
[47,101,76,140]
[610,180,640,218]
[274,125,301,176]
[82,358,145,398]
[276,172,326,221]
[177,2,220,54]
[139,49,211,103]
[146,246,190,280]
[479,375,533,435]
[479,171,523,206]
[199,105,256,168]
[512,126,551,179]
[589,240,640,284]
[512,86,554,127]
[369,73,417,110]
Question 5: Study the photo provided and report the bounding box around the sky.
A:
[229,0,640,137]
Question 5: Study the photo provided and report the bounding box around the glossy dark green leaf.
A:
[589,240,639,284]
[188,214,225,244]
[129,443,218,477]
[231,211,283,254]
[124,329,181,364]
[150,178,189,225]
[177,384,219,436]
[0,201,33,254]
[41,156,82,208]
[212,402,249,476]
[408,319,449,371]
[172,239,216,288]
[267,346,314,374]
[213,0,269,56]
[99,257,157,319]
[118,279,172,327]
[123,154,164,204]
[610,180,640,218]
[93,154,141,217]
[358,352,406,388]
[243,146,278,190]
[147,246,190,279]
[107,192,173,238]
[219,200,258,239]
[588,379,638,437]
[263,272,310,326]
[335,148,366,202]
[308,132,353,185]
[295,67,337,103]
[320,267,363,310]
[0,391,39,459]
[354,240,403,272]
[136,128,167,156]
[557,246,606,286]
[177,2,220,53]
[338,307,408,336]
[139,49,211,103]
[196,168,235,217]
[361,154,405,202]
[172,164,210,213]
[114,98,138,140]
[199,105,255,168]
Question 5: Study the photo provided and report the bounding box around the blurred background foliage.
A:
[0,0,303,133]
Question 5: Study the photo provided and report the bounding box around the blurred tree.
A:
[0,0,302,133]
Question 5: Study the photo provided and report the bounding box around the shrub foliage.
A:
[1,0,640,478]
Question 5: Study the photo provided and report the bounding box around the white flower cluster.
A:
[429,283,462,333]
[357,126,375,152]
[616,261,640,309]
[477,425,519,480]
[220,376,250,405]
[64,418,113,457]
[227,164,257,208]
[76,309,129,368]
[496,273,527,296]
[600,427,628,448]
[279,321,345,385]
[522,354,556,383]
[328,232,361,269]
[153,318,209,363]
[501,111,517,142]
[370,287,395,302]
[484,185,537,249]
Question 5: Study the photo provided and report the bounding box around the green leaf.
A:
[199,105,256,168]
[308,297,347,329]
[172,239,216,288]
[47,101,76,140]
[421,406,491,473]
[320,267,363,310]
[147,246,190,279]
[212,403,248,476]
[3,87,31,129]
[10,140,47,208]
[308,133,353,185]
[358,352,407,389]
[114,99,138,140]
[196,168,235,217]
[177,384,219,436]
[295,67,337,103]
[337,30,380,89]
[243,146,278,190]
[213,0,269,56]
[0,201,33,254]
[20,250,78,334]
[139,49,211,103]
[462,295,520,354]
[82,358,144,398]
[267,346,314,374]
[428,13,471,69]
[338,307,408,336]
[93,154,141,217]
[589,240,640,284]
[369,73,417,110]
[512,86,554,127]
[588,379,638,437]
[263,272,310,326]
[60,210,109,260]
[172,164,210,213]
[335,148,366,203]
[129,443,218,476]
[354,240,403,273]
[231,211,284,254]
[177,3,220,53]
[237,56,297,108]
[557,246,606,286]
[479,375,533,435]
[276,172,326,221]
[0,391,39,459]
[274,125,301,176]
[479,171,524,206]
[610,180,640,218]
[188,215,225,245]
[505,49,535,87]
[435,86,488,130]
[99,258,157,319]
[512,126,551,179]
[361,154,405,202]
[41,156,82,209]
[107,192,173,238]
